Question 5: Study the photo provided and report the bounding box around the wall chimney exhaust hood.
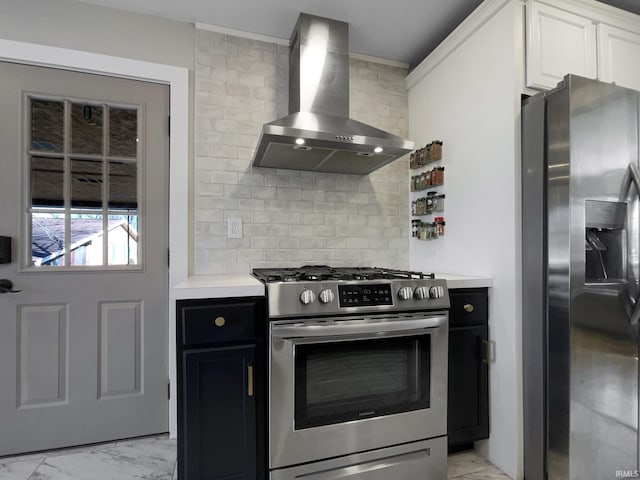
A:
[252,13,414,175]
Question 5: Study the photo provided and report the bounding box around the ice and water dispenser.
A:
[585,200,627,283]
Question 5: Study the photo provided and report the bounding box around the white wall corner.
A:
[195,21,410,69]
[195,21,289,45]
[406,0,515,90]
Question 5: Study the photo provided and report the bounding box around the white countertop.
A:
[172,275,264,300]
[435,273,493,289]
[171,273,491,300]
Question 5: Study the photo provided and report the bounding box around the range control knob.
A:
[398,286,414,301]
[429,286,443,299]
[300,289,316,305]
[414,286,429,300]
[319,289,335,304]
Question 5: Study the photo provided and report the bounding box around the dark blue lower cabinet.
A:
[176,296,266,480]
[182,345,256,480]
[447,288,489,450]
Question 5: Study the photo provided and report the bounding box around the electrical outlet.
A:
[228,218,242,238]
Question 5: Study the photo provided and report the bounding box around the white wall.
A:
[408,1,523,478]
[0,0,195,70]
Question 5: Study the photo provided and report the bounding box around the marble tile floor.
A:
[448,450,511,479]
[0,435,509,480]
[0,434,177,480]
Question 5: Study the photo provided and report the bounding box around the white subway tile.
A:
[277,188,302,201]
[252,187,278,200]
[196,183,224,197]
[303,237,325,249]
[302,213,324,225]
[252,211,278,224]
[223,210,252,222]
[289,201,314,212]
[239,173,265,186]
[265,224,289,236]
[210,171,238,184]
[289,225,314,237]
[238,198,265,210]
[224,184,251,198]
[277,212,301,224]
[251,237,278,249]
[225,238,251,249]
[244,224,266,236]
[313,202,336,213]
[278,237,301,249]
[324,237,347,249]
[313,226,336,237]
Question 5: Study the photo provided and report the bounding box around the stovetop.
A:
[252,266,435,283]
[253,266,448,318]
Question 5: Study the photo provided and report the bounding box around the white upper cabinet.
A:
[527,1,597,90]
[598,24,640,91]
[526,0,640,91]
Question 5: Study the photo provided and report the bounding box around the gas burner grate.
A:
[253,266,435,283]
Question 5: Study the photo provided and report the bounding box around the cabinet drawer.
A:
[180,301,257,346]
[449,289,487,327]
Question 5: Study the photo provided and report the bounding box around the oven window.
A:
[294,335,430,429]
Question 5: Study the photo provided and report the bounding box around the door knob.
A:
[0,279,21,293]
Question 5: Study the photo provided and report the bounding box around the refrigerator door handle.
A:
[620,163,640,325]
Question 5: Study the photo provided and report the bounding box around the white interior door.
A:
[0,62,169,455]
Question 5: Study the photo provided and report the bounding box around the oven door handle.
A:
[271,315,447,340]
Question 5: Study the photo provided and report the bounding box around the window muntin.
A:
[27,96,141,269]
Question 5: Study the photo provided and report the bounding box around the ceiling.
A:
[72,0,485,68]
[597,0,640,15]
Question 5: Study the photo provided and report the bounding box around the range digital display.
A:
[338,284,393,307]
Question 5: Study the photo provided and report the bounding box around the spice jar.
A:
[412,219,420,238]
[434,217,445,236]
[433,167,444,186]
[434,194,445,212]
[429,141,442,162]
[418,222,426,240]
[426,191,437,214]
[428,222,437,239]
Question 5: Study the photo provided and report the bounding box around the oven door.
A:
[269,312,448,469]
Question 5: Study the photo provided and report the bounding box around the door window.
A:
[294,335,431,429]
[28,97,140,268]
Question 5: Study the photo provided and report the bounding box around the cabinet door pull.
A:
[463,303,474,313]
[214,316,225,327]
[247,363,254,397]
[482,340,494,364]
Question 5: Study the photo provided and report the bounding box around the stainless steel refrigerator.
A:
[522,74,640,480]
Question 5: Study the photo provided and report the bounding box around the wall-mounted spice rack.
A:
[410,141,442,169]
[410,140,445,240]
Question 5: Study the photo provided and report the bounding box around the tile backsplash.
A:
[194,29,410,274]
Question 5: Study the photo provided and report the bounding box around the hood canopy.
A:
[252,13,414,175]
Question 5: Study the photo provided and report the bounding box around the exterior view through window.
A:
[28,97,140,267]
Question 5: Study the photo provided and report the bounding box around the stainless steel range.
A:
[252,266,450,480]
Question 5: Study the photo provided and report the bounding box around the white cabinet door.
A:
[527,1,597,90]
[598,23,640,91]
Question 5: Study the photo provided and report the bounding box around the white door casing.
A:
[0,39,189,439]
[0,62,170,455]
